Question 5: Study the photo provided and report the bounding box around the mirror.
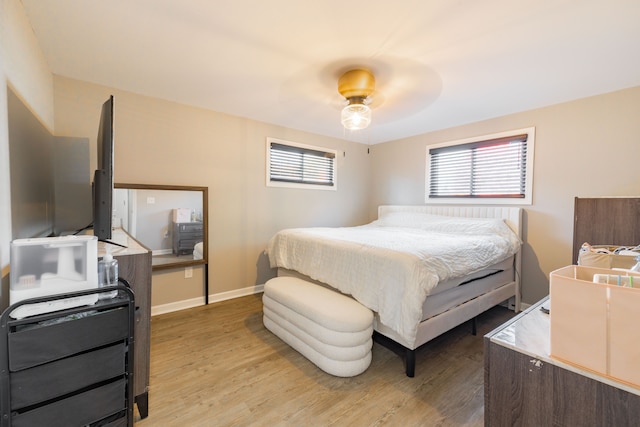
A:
[114,183,208,271]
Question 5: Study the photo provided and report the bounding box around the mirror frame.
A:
[115,183,208,271]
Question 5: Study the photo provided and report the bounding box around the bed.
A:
[266,205,523,376]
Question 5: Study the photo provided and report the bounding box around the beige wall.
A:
[151,265,206,313]
[53,76,372,308]
[370,86,640,304]
[0,0,54,298]
[5,0,640,311]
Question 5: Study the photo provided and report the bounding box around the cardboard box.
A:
[550,265,640,388]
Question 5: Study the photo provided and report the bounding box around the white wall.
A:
[370,86,640,304]
[0,0,54,300]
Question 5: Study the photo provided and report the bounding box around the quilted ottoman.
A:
[262,277,374,377]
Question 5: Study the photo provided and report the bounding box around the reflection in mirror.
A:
[114,184,208,270]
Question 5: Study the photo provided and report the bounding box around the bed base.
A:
[373,317,478,377]
[277,268,518,377]
[374,280,516,376]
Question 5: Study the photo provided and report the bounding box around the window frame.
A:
[425,127,535,205]
[266,137,338,191]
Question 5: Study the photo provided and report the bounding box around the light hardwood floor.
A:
[135,293,514,426]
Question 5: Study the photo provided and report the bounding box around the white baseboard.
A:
[151,297,204,316]
[207,284,265,304]
[151,284,265,316]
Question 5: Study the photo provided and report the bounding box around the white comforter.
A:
[266,213,521,344]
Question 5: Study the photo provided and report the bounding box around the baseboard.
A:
[151,284,265,316]
[151,297,205,316]
[207,284,265,304]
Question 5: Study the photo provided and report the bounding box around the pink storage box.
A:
[550,265,640,388]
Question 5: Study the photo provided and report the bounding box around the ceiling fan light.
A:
[341,103,371,130]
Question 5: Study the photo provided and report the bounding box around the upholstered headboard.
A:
[572,197,640,263]
[378,205,523,239]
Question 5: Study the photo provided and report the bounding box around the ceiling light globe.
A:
[341,104,371,130]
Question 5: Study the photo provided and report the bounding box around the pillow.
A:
[377,210,518,240]
[375,211,443,228]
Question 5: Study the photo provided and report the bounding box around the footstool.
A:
[262,277,374,377]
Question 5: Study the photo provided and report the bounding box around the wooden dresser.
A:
[484,297,640,426]
[100,228,152,419]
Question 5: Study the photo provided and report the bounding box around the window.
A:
[426,127,535,205]
[266,137,337,190]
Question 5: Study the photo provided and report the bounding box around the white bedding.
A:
[266,212,521,344]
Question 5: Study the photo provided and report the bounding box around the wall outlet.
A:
[184,267,193,279]
[147,197,155,204]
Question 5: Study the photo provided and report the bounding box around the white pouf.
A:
[262,277,374,377]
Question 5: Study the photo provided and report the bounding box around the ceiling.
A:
[20,0,640,144]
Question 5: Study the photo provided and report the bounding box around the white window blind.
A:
[427,130,533,203]
[267,138,336,189]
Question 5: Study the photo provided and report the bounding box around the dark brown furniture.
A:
[573,197,640,263]
[103,229,152,419]
[484,297,640,426]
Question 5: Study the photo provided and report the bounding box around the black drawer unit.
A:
[0,286,135,427]
[173,221,204,255]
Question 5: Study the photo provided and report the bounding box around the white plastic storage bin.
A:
[10,235,99,319]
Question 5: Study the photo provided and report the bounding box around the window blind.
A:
[269,142,335,186]
[428,134,528,198]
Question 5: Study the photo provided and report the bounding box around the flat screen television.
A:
[92,95,114,241]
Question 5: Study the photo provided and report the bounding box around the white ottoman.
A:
[262,277,374,377]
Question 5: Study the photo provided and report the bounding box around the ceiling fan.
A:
[279,56,441,135]
[337,68,376,131]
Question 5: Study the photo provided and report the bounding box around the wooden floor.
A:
[135,294,515,426]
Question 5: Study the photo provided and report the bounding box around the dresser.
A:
[101,229,152,419]
[0,289,135,426]
[173,221,204,255]
[484,297,640,426]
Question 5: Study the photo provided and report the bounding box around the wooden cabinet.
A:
[103,229,152,419]
[484,298,640,426]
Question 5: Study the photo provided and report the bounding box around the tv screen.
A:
[93,95,114,241]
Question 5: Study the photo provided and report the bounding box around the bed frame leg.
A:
[471,316,478,336]
[373,331,417,377]
[406,349,416,377]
